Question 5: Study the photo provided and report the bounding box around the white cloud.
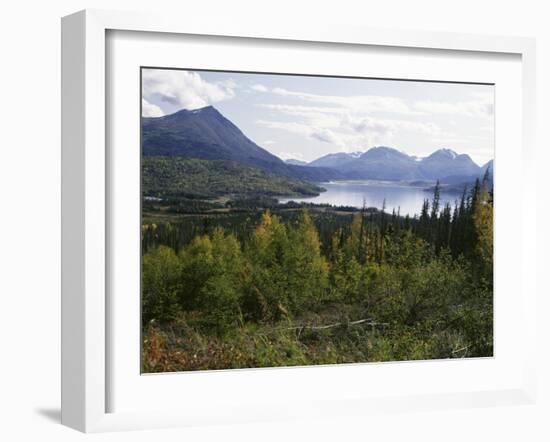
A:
[142,69,236,111]
[259,103,441,136]
[388,120,442,136]
[343,115,394,137]
[259,86,494,121]
[251,84,269,92]
[268,87,419,115]
[310,128,340,144]
[259,104,342,115]
[257,119,387,151]
[256,102,444,153]
[470,90,494,102]
[413,99,494,118]
[258,104,342,127]
[257,120,348,147]
[218,78,238,89]
[141,98,164,117]
[257,120,313,137]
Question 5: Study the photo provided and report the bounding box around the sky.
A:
[142,68,495,166]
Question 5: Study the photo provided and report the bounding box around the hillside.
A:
[142,157,324,200]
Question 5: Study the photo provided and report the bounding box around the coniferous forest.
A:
[141,171,493,373]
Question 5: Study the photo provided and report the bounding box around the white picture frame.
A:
[61,9,537,433]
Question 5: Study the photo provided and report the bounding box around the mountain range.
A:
[142,106,492,184]
[297,147,488,182]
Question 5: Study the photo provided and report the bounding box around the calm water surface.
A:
[279,180,462,217]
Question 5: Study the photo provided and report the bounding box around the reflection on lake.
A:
[279,180,462,217]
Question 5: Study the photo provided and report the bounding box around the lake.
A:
[279,180,462,217]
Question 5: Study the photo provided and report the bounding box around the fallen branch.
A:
[258,318,389,336]
[304,318,387,330]
[451,345,470,356]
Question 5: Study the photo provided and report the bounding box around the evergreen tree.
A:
[438,202,452,252]
[450,187,468,257]
[418,199,430,241]
[429,181,441,246]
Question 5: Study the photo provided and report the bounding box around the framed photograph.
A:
[61,9,537,432]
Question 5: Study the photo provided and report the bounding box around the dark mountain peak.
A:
[152,105,246,140]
